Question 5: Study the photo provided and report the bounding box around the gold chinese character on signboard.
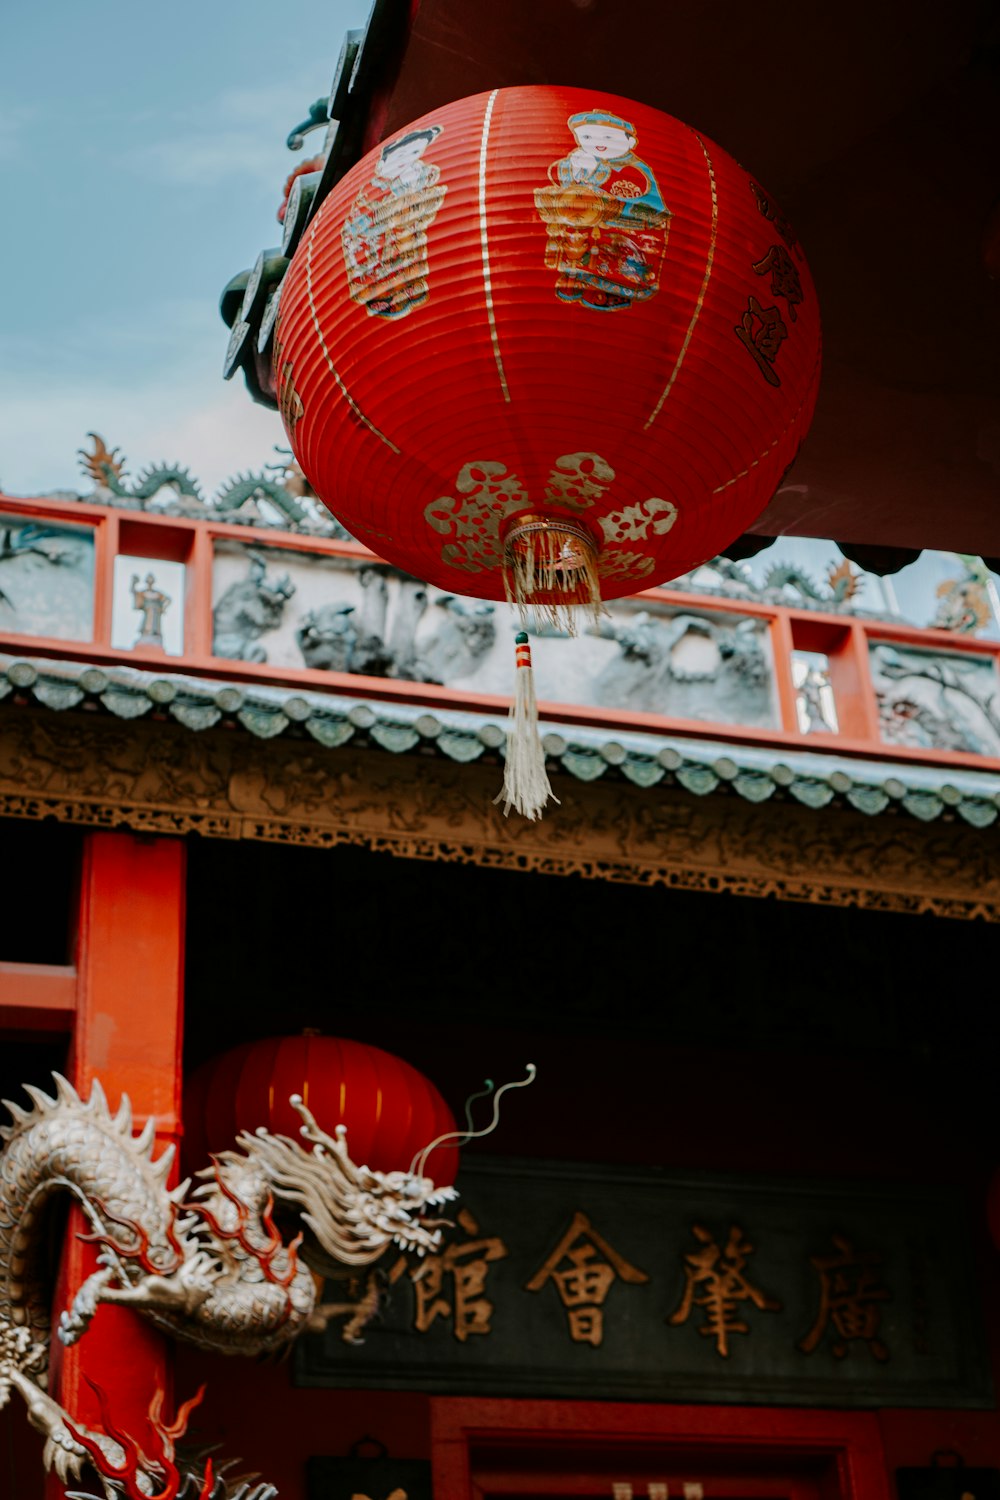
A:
[525,1210,649,1346]
[799,1233,891,1361]
[390,1206,508,1342]
[734,295,788,386]
[752,244,803,321]
[667,1223,781,1357]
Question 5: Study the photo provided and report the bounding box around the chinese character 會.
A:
[667,1223,781,1357]
[391,1206,508,1343]
[752,244,803,321]
[525,1210,649,1346]
[734,295,788,386]
[799,1233,891,1362]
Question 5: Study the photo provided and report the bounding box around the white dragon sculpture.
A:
[0,1072,462,1490]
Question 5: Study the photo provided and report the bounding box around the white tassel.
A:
[494,632,558,820]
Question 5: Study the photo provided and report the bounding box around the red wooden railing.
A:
[1,490,999,775]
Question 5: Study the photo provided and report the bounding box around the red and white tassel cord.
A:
[494,631,557,820]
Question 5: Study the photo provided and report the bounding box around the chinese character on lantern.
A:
[734,295,788,386]
[752,244,803,321]
[667,1223,782,1357]
[798,1233,891,1361]
[390,1206,508,1342]
[748,180,801,255]
[525,1210,649,1346]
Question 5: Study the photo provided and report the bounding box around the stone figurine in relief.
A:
[297,603,358,672]
[0,1076,456,1485]
[535,110,670,311]
[130,572,171,648]
[299,568,433,680]
[594,610,771,723]
[419,595,497,684]
[385,575,430,679]
[213,550,295,662]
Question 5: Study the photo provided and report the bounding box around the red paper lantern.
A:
[276,85,819,601]
[183,1035,459,1186]
[273,87,821,813]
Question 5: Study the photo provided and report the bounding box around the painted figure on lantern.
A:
[535,110,671,311]
[341,125,447,320]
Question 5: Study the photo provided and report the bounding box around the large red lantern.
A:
[275,87,821,813]
[183,1035,459,1187]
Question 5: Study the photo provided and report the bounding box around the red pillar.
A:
[46,831,186,1493]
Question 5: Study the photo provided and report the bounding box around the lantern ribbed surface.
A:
[275,86,820,600]
[183,1035,459,1186]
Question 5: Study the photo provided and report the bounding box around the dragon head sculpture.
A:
[223,1095,457,1270]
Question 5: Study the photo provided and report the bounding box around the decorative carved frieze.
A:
[0,705,997,921]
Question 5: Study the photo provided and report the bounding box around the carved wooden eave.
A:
[2,657,999,922]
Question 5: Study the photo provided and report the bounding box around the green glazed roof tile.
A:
[170,701,222,732]
[437,731,485,763]
[369,721,420,753]
[2,653,1000,832]
[732,771,776,803]
[901,791,944,822]
[957,798,998,828]
[788,779,836,810]
[305,716,354,749]
[676,764,720,796]
[101,687,153,719]
[559,748,607,781]
[33,680,85,711]
[237,705,289,738]
[620,759,665,789]
[846,785,891,816]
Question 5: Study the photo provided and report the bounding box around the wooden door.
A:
[432,1399,891,1500]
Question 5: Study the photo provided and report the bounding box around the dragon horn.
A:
[415,1064,537,1177]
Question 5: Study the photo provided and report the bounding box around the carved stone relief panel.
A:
[0,707,998,921]
[0,515,95,641]
[210,541,778,728]
[871,643,1000,756]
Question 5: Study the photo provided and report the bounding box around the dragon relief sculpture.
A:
[75,434,352,538]
[64,1378,278,1500]
[0,1074,457,1487]
[78,434,205,511]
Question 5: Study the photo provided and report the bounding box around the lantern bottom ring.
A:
[501,513,604,635]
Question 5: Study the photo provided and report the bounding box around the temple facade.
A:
[3,0,1000,1494]
[0,444,999,1499]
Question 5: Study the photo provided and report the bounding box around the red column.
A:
[46,831,186,1494]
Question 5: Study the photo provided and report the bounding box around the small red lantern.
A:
[183,1035,459,1186]
[275,87,820,813]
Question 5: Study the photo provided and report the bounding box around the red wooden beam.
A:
[0,961,76,1032]
[45,831,186,1499]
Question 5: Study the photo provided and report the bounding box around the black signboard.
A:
[296,1157,992,1409]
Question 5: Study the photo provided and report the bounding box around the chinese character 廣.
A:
[667,1223,781,1357]
[525,1210,649,1346]
[752,244,803,321]
[391,1206,508,1343]
[735,295,788,386]
[799,1233,891,1362]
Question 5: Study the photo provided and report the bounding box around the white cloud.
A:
[0,366,286,501]
[0,104,37,162]
[122,70,333,190]
[128,131,285,190]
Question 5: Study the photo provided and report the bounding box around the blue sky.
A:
[0,0,370,499]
